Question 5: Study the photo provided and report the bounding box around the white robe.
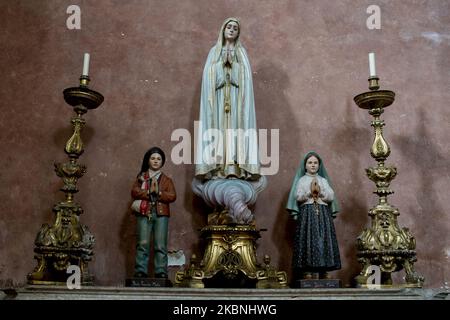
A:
[195,19,260,180]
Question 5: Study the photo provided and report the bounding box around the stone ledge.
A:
[3,286,449,300]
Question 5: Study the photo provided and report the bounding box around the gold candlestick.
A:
[27,76,104,285]
[353,76,424,287]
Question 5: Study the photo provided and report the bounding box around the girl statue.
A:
[286,151,341,280]
[195,17,260,181]
[130,147,176,279]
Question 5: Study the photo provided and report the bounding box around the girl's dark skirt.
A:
[292,203,341,273]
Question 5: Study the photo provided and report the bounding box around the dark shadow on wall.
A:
[392,108,450,287]
[329,96,372,286]
[252,60,298,279]
[185,74,208,261]
[119,195,137,280]
[275,191,296,280]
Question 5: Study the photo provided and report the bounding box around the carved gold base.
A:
[355,202,424,288]
[27,252,94,286]
[355,249,424,288]
[27,202,95,285]
[175,225,287,288]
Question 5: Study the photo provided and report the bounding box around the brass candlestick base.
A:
[174,224,287,288]
[353,77,424,288]
[27,76,103,285]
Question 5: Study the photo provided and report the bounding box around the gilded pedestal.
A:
[175,224,287,288]
[27,76,103,285]
[353,77,424,287]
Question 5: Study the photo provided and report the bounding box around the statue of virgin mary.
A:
[195,17,260,181]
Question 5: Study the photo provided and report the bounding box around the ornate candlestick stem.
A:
[353,76,424,287]
[27,75,104,285]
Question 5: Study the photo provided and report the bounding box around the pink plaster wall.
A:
[0,0,449,288]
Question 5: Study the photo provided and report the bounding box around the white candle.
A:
[368,52,376,77]
[82,53,90,76]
